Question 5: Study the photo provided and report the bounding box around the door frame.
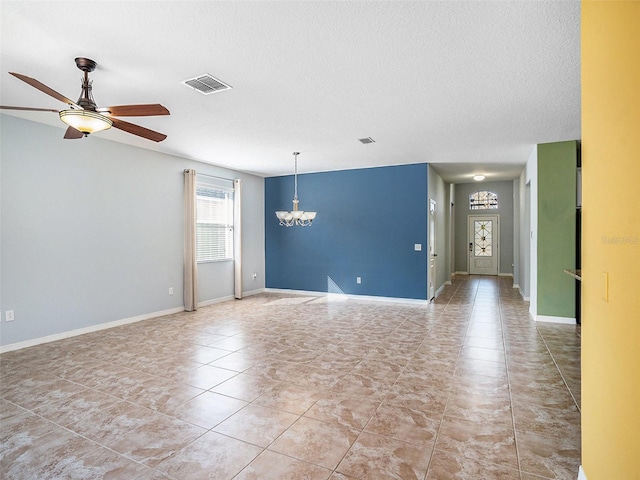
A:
[429,199,437,300]
[467,214,500,275]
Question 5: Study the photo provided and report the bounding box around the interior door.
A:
[468,215,499,275]
[429,199,436,300]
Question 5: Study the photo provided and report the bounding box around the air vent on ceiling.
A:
[358,137,375,144]
[181,74,232,95]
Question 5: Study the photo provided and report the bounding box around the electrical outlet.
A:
[169,287,174,295]
[5,310,15,322]
[253,273,258,280]
[356,276,362,284]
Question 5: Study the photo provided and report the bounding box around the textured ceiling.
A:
[0,1,580,181]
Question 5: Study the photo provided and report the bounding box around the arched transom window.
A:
[469,190,498,210]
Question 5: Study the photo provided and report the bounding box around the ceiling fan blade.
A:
[0,105,59,113]
[96,104,170,117]
[9,72,80,109]
[111,118,167,142]
[64,126,84,139]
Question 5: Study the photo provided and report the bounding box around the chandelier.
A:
[275,152,317,227]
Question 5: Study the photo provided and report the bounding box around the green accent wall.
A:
[537,141,577,318]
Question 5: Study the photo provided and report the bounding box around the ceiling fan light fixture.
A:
[59,109,112,134]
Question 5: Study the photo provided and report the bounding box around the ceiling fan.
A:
[0,57,169,142]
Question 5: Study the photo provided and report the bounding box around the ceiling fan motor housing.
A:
[75,57,96,73]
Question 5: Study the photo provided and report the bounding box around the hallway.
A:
[1,276,581,479]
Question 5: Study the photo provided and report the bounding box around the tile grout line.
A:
[423,276,471,480]
[499,279,525,480]
[535,327,582,414]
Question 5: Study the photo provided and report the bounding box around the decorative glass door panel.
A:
[468,215,499,275]
[474,220,493,257]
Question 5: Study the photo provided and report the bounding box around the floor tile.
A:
[1,428,100,479]
[337,431,431,480]
[363,402,440,446]
[32,388,122,427]
[0,399,27,421]
[445,390,513,425]
[55,446,150,479]
[517,431,581,479]
[1,374,87,410]
[210,372,280,402]
[512,402,581,442]
[108,412,207,467]
[304,392,382,431]
[66,401,156,446]
[427,448,521,479]
[178,364,238,390]
[385,380,449,415]
[213,403,298,447]
[165,390,247,429]
[154,431,262,480]
[235,449,332,480]
[434,415,518,470]
[269,416,358,470]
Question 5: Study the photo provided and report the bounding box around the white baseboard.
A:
[535,315,576,325]
[455,271,514,277]
[578,465,587,480]
[198,295,235,307]
[516,286,530,301]
[0,305,185,354]
[435,284,446,297]
[445,280,452,285]
[512,283,520,289]
[264,288,429,305]
[242,287,265,297]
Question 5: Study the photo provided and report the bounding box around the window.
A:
[469,190,498,210]
[196,181,234,262]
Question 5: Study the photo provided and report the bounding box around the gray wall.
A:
[454,180,514,275]
[0,115,264,347]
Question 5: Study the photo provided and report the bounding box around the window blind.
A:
[196,182,234,262]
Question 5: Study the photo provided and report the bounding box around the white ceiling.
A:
[0,1,580,181]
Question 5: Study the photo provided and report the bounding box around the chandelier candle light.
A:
[275,152,317,227]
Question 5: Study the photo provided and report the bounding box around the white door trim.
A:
[429,199,437,300]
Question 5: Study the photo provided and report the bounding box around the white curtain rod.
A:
[184,169,236,183]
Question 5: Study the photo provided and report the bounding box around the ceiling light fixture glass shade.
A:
[473,175,486,181]
[59,109,113,134]
[276,152,317,227]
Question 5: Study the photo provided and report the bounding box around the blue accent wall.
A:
[265,163,429,300]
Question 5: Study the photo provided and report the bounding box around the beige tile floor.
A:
[0,276,581,479]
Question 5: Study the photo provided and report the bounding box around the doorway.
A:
[429,199,437,300]
[468,215,499,275]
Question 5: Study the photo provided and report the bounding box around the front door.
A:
[468,215,499,275]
